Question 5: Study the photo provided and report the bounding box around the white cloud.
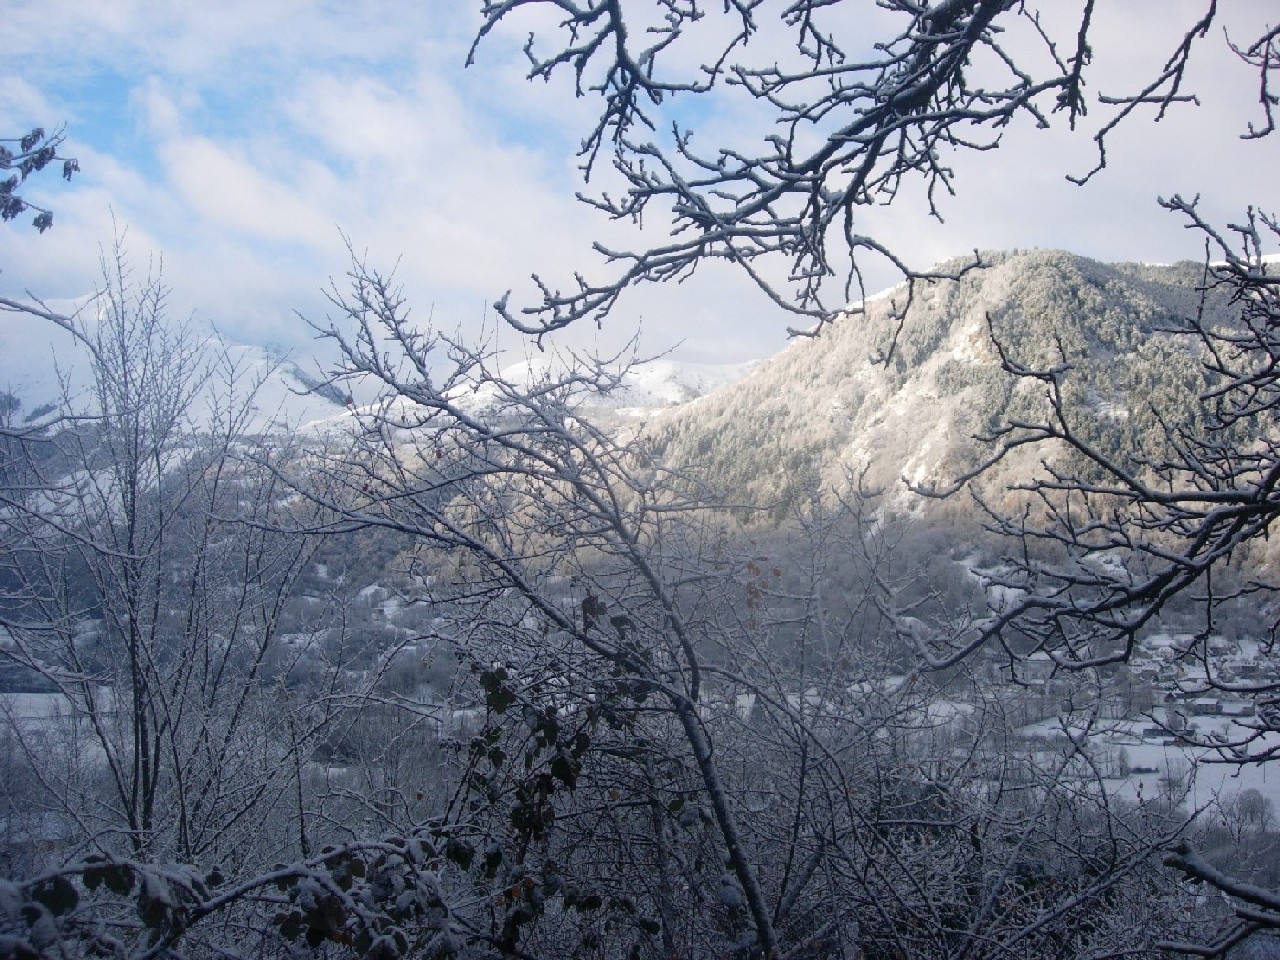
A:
[1,1,1277,365]
[160,135,339,248]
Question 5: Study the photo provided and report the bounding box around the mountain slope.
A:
[645,250,1221,516]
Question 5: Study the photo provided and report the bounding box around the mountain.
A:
[0,292,757,444]
[6,250,1228,488]
[644,249,1223,517]
[302,353,758,436]
[0,299,348,434]
[452,354,759,421]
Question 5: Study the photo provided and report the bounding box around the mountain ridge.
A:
[3,249,1231,499]
[644,249,1223,516]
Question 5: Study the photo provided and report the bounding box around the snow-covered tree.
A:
[465,5,1280,954]
[0,247,460,958]
[253,252,1202,960]
[472,1,1275,340]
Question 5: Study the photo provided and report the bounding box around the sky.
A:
[1,1,1276,367]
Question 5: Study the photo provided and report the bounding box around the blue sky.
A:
[1,1,1277,366]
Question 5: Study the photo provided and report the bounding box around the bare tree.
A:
[1,249,301,861]
[471,2,1274,341]
[462,5,1280,954]
[903,203,1280,954]
[0,246,458,957]
[261,252,1201,959]
[292,255,787,955]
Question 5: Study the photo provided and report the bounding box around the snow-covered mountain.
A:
[301,353,759,436]
[0,298,348,434]
[0,291,758,443]
[645,249,1223,514]
[459,355,759,420]
[544,356,755,414]
[7,250,1232,483]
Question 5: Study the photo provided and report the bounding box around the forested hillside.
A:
[647,250,1226,518]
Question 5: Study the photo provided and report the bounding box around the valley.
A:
[3,248,1278,958]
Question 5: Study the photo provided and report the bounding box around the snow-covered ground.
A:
[1,688,115,728]
[0,689,117,768]
[1017,710,1280,816]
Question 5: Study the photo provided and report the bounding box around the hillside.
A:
[645,250,1224,517]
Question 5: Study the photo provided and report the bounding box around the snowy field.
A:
[1,689,115,743]
[1018,710,1280,818]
